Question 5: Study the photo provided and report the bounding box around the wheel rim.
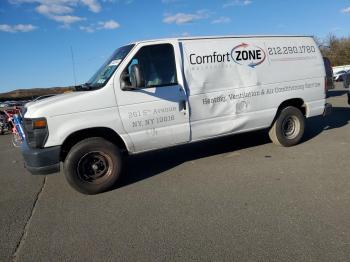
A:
[282,116,300,139]
[77,151,113,184]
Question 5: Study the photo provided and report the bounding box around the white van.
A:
[20,35,331,194]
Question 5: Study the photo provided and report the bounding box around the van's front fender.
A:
[44,107,134,152]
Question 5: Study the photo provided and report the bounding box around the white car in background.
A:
[333,70,350,82]
[344,74,350,104]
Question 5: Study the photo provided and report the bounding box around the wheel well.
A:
[60,127,127,161]
[277,98,306,116]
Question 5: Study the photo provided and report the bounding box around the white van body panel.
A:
[25,84,134,151]
[113,40,191,152]
[23,35,326,154]
[180,36,324,140]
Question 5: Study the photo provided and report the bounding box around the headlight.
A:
[23,118,49,148]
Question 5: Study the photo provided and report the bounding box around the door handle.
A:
[178,88,187,114]
[179,100,187,112]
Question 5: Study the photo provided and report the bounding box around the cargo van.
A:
[20,35,331,194]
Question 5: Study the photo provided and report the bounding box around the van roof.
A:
[130,35,313,45]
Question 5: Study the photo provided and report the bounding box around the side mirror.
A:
[130,64,145,89]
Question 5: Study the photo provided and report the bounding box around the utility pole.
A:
[70,46,77,86]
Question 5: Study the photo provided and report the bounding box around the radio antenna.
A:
[70,46,77,86]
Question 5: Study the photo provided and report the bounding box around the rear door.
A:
[115,41,190,152]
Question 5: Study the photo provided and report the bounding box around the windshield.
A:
[86,44,134,89]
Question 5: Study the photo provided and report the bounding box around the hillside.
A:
[0,87,75,101]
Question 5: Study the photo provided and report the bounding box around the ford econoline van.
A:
[19,35,331,194]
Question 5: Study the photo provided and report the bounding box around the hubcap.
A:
[77,151,113,184]
[282,116,300,139]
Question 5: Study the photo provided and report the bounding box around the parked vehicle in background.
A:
[344,74,350,104]
[323,57,334,90]
[333,70,350,82]
[0,111,7,134]
[3,108,24,146]
[333,65,350,75]
[4,101,26,108]
[344,73,350,89]
[0,120,5,135]
[19,35,331,194]
[0,110,11,135]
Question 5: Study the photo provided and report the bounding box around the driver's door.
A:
[115,42,190,152]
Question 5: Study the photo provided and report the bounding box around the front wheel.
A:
[64,137,123,194]
[269,106,305,147]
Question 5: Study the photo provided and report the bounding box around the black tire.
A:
[268,106,305,147]
[0,127,3,135]
[64,137,123,194]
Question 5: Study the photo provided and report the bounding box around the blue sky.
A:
[0,0,350,92]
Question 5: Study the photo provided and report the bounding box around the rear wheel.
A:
[269,106,305,147]
[64,137,123,194]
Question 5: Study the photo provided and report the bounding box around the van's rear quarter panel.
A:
[181,36,325,140]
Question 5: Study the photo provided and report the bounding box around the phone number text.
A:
[267,46,316,56]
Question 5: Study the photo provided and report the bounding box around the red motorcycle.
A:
[2,107,24,146]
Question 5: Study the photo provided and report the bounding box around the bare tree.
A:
[319,34,350,66]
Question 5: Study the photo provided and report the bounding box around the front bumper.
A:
[21,141,61,175]
[323,103,332,117]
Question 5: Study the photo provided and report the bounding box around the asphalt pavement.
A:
[1,85,350,261]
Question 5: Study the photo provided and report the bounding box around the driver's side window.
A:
[124,44,178,88]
